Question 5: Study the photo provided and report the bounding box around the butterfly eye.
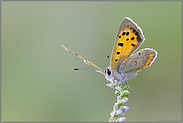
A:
[104,68,112,76]
[107,69,111,76]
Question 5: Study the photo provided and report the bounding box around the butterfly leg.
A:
[125,80,129,87]
[121,80,126,86]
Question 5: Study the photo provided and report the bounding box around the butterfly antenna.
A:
[74,68,105,75]
[62,45,104,73]
[73,68,98,71]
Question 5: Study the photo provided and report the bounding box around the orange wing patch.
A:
[138,53,156,70]
[111,28,141,69]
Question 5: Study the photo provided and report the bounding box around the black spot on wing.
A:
[131,43,136,47]
[135,32,139,36]
[116,51,120,55]
[122,32,126,36]
[118,43,123,47]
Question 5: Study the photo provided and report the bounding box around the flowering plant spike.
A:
[109,84,130,122]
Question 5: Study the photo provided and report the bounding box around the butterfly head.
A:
[104,67,112,77]
[103,67,126,87]
[103,67,114,83]
[96,67,113,81]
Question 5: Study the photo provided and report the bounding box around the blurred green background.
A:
[1,1,181,122]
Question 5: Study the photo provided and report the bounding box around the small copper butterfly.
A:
[62,17,157,89]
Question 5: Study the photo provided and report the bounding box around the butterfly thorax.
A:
[104,67,125,87]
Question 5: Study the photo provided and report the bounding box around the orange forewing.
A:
[110,17,144,70]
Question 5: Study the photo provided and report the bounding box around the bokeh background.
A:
[1,1,181,122]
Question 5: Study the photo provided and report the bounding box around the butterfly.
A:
[62,17,157,90]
